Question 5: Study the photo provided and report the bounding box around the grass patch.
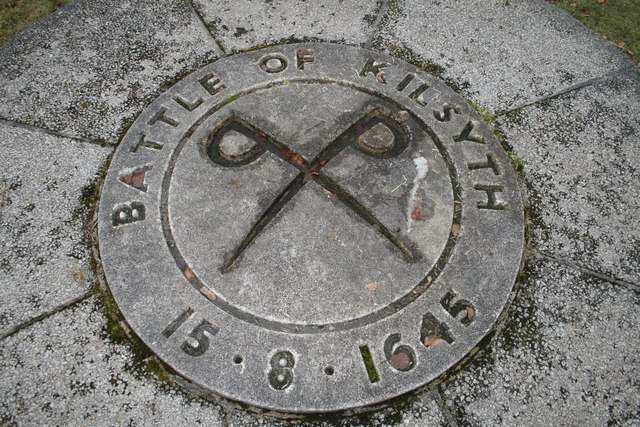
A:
[549,0,640,65]
[507,151,525,173]
[0,0,71,45]
[469,101,505,142]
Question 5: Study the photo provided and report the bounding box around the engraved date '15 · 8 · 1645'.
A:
[161,289,475,389]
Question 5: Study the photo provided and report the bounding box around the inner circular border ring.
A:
[161,78,462,334]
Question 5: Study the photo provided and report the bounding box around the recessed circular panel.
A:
[98,44,524,413]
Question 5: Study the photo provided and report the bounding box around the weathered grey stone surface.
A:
[168,82,455,326]
[373,0,635,113]
[97,43,524,413]
[0,123,111,336]
[0,0,221,143]
[439,258,640,425]
[0,0,638,424]
[0,292,447,425]
[0,297,226,426]
[501,69,640,284]
[191,0,383,52]
[221,390,446,426]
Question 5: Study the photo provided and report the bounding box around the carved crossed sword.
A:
[207,108,419,272]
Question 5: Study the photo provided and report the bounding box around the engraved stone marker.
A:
[98,44,524,413]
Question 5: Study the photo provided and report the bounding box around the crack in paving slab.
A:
[0,291,93,341]
[0,117,107,147]
[0,123,112,335]
[182,0,227,55]
[536,251,640,293]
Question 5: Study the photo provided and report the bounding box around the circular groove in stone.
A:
[161,79,459,332]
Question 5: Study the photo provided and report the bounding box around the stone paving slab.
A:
[0,297,227,426]
[500,68,640,284]
[438,258,640,425]
[221,392,446,426]
[0,293,446,426]
[373,0,635,113]
[0,123,111,336]
[0,0,221,144]
[191,0,382,52]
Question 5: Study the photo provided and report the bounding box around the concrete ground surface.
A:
[0,0,638,425]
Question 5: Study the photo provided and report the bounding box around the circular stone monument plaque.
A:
[98,44,524,413]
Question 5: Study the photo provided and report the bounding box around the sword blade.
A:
[222,173,305,272]
[314,174,419,262]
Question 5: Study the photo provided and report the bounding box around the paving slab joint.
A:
[182,0,227,55]
[534,251,640,293]
[0,290,93,341]
[0,117,110,147]
[0,145,117,341]
[0,179,6,222]
[364,0,392,49]
[495,64,638,116]
[429,385,459,427]
[222,36,354,56]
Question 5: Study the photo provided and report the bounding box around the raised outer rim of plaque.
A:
[96,43,526,414]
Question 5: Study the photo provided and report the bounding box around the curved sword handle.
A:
[312,108,409,168]
[206,116,295,168]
